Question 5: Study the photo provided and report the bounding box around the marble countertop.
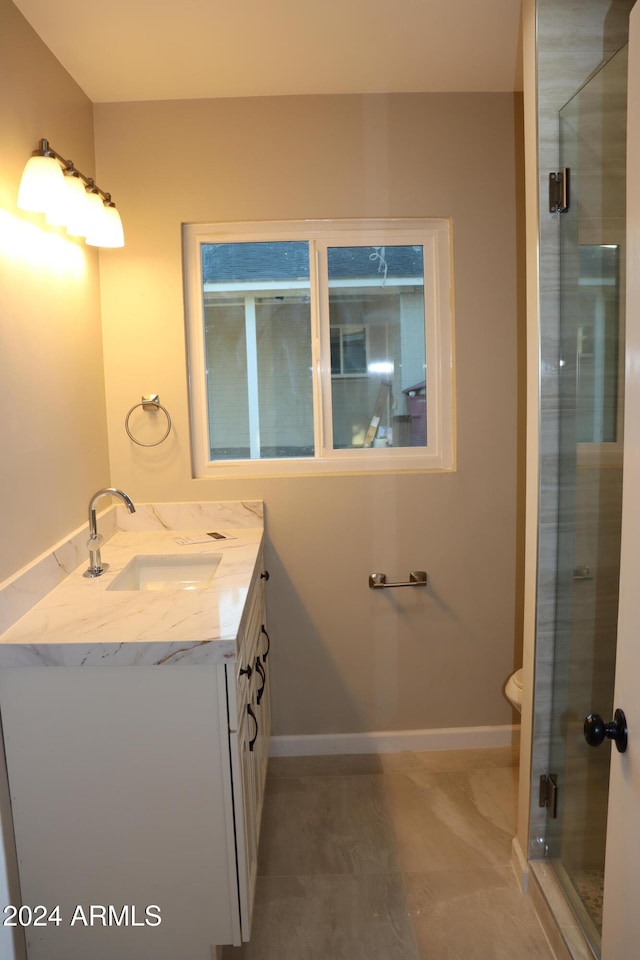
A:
[0,526,263,668]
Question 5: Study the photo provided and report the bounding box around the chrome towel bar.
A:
[368,571,428,589]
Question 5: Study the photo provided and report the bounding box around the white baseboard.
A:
[269,724,520,757]
[511,834,529,892]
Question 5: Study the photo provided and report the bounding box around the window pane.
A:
[204,301,250,459]
[256,296,314,458]
[201,242,314,460]
[327,245,426,449]
[342,327,367,373]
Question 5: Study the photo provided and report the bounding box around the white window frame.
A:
[183,218,455,478]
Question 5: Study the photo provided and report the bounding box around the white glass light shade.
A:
[100,205,124,248]
[82,191,109,245]
[44,174,73,226]
[85,199,124,248]
[59,174,89,234]
[17,155,65,213]
[65,180,93,237]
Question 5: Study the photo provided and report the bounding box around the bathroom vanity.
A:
[0,502,269,960]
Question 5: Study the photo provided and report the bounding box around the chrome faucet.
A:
[84,487,136,578]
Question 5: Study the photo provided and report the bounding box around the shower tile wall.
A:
[530,0,633,860]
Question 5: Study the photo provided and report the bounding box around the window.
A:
[331,325,368,376]
[183,219,454,477]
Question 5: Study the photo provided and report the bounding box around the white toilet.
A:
[505,668,523,712]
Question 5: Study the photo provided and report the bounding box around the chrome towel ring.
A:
[125,394,172,447]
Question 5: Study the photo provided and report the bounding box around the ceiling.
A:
[12,0,523,104]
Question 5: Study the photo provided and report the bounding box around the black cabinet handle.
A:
[260,570,270,581]
[261,625,271,661]
[247,704,258,751]
[255,657,266,705]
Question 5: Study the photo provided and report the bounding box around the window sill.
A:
[194,451,455,479]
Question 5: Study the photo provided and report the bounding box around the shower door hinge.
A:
[549,169,570,213]
[539,773,558,818]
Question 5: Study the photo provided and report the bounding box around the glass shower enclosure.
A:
[545,44,628,957]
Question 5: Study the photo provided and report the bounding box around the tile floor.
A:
[223,746,556,960]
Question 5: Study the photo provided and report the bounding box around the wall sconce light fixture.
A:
[17,138,124,248]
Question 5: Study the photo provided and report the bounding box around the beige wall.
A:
[0,4,109,955]
[0,0,109,584]
[94,93,525,736]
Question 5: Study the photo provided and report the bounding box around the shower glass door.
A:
[546,44,627,956]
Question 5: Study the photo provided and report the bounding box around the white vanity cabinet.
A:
[0,551,270,960]
[226,564,271,941]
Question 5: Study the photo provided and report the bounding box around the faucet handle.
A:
[84,532,106,578]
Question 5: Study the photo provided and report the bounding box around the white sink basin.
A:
[107,554,222,592]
